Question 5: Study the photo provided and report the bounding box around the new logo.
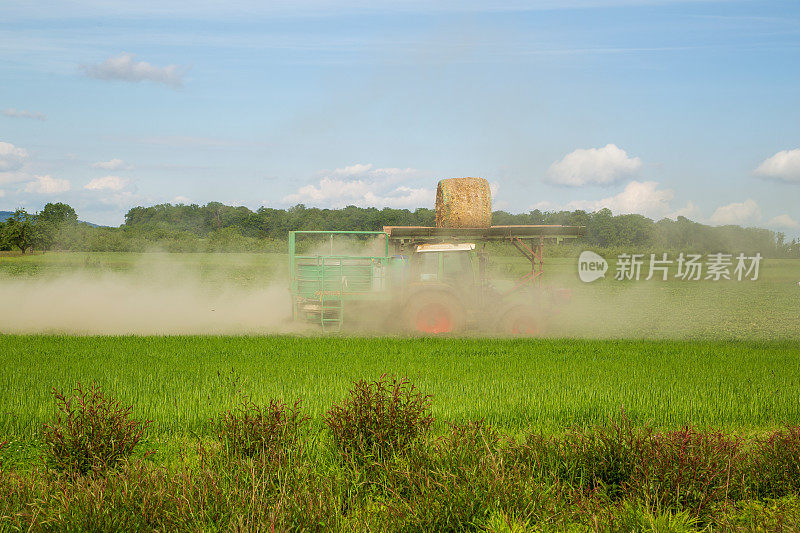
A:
[578,251,608,283]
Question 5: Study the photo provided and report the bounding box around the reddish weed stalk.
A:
[41,383,151,474]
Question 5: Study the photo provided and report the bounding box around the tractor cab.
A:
[410,243,476,287]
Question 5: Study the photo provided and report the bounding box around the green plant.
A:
[217,397,308,460]
[41,383,151,474]
[748,425,800,498]
[556,414,651,498]
[324,375,433,464]
[630,427,743,518]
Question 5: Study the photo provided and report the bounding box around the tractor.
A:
[289,224,585,334]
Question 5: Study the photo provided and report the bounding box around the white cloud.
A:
[708,199,761,226]
[565,180,675,219]
[97,191,136,207]
[328,163,419,184]
[669,201,702,220]
[80,52,186,88]
[767,214,799,230]
[3,108,46,121]
[173,195,191,204]
[283,163,431,208]
[546,143,642,187]
[91,158,132,170]
[0,141,29,172]
[0,189,5,198]
[531,181,698,220]
[754,148,800,183]
[331,163,374,178]
[84,176,129,191]
[23,175,71,194]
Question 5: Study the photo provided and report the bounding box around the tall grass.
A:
[1,335,799,439]
[3,378,800,531]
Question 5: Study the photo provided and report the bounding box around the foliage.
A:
[41,383,151,474]
[552,415,651,498]
[4,380,800,531]
[324,374,433,463]
[217,397,309,460]
[629,427,744,518]
[3,199,796,254]
[0,203,80,252]
[748,425,800,499]
[1,209,35,253]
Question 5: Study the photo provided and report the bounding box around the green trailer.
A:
[289,225,585,334]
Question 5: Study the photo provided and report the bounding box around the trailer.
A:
[288,224,585,334]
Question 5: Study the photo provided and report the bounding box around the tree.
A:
[32,203,79,251]
[39,202,78,227]
[4,209,35,253]
[0,219,10,251]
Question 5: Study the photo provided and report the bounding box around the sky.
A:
[1,0,799,236]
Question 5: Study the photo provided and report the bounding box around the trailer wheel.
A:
[499,306,540,336]
[405,293,464,334]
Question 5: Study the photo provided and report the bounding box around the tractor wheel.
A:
[404,292,465,335]
[498,306,541,336]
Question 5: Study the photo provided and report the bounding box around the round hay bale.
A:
[435,177,492,228]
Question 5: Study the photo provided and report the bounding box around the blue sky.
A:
[1,0,799,235]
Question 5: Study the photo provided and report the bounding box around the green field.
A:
[1,251,799,440]
[1,335,799,440]
[2,253,800,530]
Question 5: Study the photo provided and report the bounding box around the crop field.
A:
[1,335,799,441]
[1,251,799,439]
[2,252,800,530]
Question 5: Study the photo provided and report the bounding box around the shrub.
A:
[630,427,743,518]
[370,422,561,531]
[41,383,150,474]
[553,415,651,498]
[217,397,308,460]
[324,375,433,464]
[748,425,800,499]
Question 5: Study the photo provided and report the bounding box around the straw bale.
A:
[435,177,492,228]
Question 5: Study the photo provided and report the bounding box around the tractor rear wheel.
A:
[404,292,465,335]
[498,306,541,336]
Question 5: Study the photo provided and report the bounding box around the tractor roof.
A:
[383,225,585,242]
[415,243,475,253]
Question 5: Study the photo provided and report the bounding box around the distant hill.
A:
[0,210,102,227]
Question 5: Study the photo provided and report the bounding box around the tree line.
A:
[1,201,798,257]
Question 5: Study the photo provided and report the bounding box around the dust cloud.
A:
[0,255,303,335]
[0,250,793,339]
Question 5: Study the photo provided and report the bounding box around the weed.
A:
[41,383,151,474]
[715,495,800,531]
[631,427,743,518]
[556,415,651,498]
[603,500,701,532]
[748,425,800,499]
[324,374,433,464]
[217,397,308,460]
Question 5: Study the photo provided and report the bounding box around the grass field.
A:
[2,252,800,530]
[0,251,798,439]
[1,335,799,440]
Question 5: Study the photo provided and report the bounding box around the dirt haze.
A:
[0,255,300,335]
